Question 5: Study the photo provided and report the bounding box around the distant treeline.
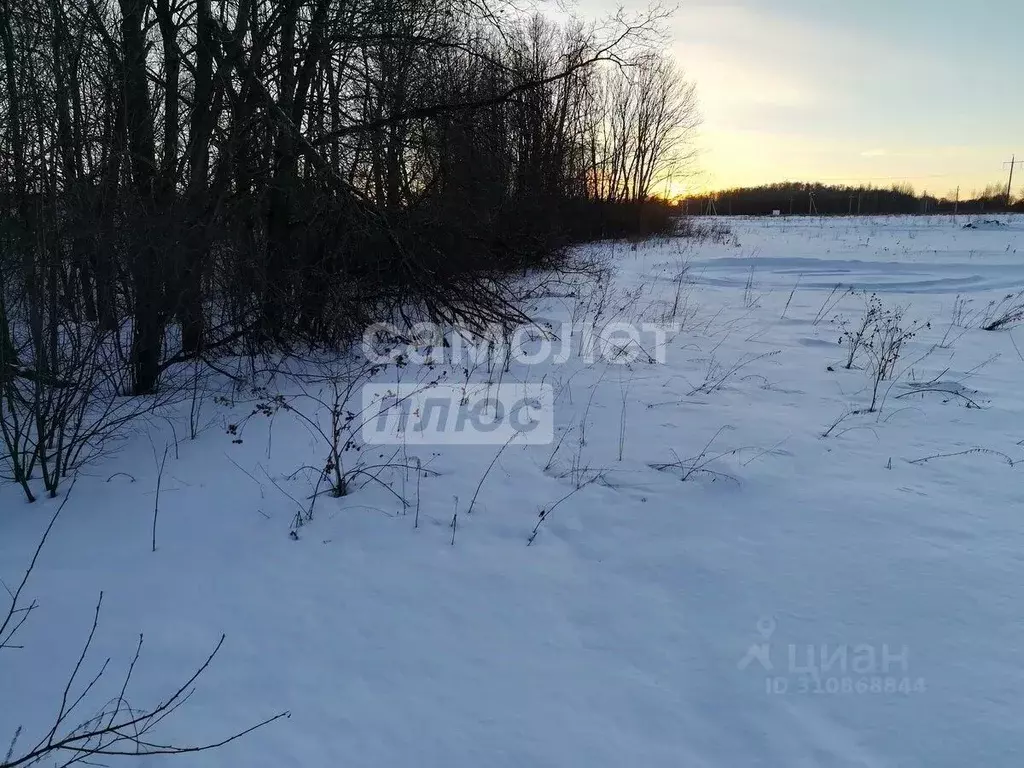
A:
[681,182,1024,216]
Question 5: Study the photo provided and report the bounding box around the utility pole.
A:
[1004,155,1023,208]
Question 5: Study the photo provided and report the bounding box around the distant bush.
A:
[548,200,734,244]
[555,199,680,242]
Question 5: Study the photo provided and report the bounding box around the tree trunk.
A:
[119,0,163,394]
[263,0,300,341]
[179,0,216,355]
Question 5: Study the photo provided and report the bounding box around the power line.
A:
[1004,155,1023,205]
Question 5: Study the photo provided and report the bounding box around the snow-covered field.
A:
[4,214,1024,767]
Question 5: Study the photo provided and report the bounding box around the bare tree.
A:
[0,0,695,498]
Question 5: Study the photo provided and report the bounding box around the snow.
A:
[3,214,1024,767]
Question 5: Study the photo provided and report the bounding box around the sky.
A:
[580,0,1024,196]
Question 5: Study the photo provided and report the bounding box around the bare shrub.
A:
[649,426,743,483]
[938,294,978,348]
[678,219,736,246]
[234,353,442,528]
[0,274,179,502]
[862,304,929,413]
[981,291,1024,331]
[835,293,881,369]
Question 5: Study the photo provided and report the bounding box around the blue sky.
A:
[588,0,1024,195]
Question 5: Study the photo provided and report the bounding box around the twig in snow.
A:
[781,275,802,319]
[414,457,422,529]
[467,433,518,515]
[527,477,600,546]
[1,486,287,766]
[813,284,849,326]
[650,426,744,483]
[1,481,76,650]
[907,448,1015,467]
[894,387,982,409]
[223,453,265,499]
[152,444,169,553]
[450,496,459,546]
[544,424,574,473]
[1009,332,1024,363]
[617,376,632,462]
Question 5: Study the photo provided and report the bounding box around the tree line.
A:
[0,0,698,499]
[683,181,1023,217]
[0,0,697,392]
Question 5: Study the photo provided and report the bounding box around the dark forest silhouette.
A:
[0,0,697,394]
[683,182,1023,217]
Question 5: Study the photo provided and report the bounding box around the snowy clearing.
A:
[4,214,1024,767]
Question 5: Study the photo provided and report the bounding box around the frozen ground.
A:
[3,214,1024,767]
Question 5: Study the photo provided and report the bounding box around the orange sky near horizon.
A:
[609,0,1024,199]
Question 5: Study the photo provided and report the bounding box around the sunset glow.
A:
[592,0,1024,196]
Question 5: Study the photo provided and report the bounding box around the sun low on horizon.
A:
[583,0,1024,197]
